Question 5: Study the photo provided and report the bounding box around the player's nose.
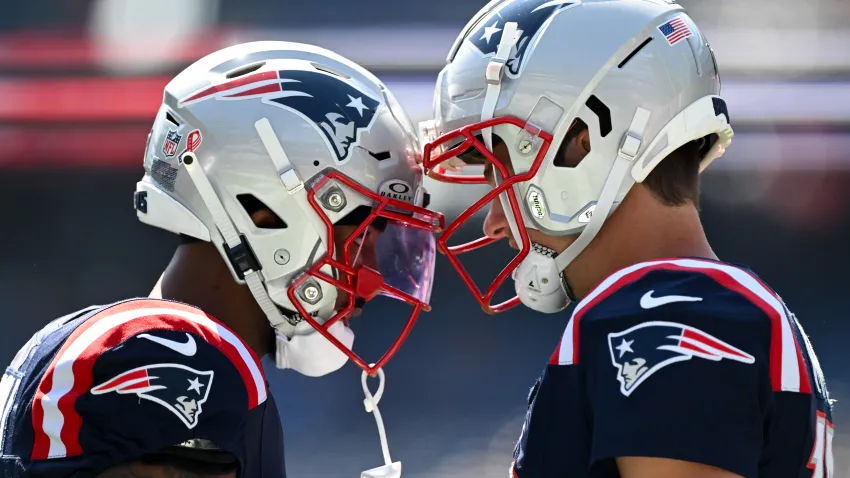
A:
[483,198,512,245]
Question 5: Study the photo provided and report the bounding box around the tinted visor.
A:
[351,219,436,304]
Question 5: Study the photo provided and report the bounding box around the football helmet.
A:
[136,41,443,376]
[419,0,733,313]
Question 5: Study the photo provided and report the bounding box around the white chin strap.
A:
[184,121,398,475]
[482,22,526,252]
[181,119,357,377]
[255,117,356,377]
[514,107,651,313]
[180,150,291,333]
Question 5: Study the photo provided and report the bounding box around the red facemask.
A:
[287,170,444,376]
[420,116,554,314]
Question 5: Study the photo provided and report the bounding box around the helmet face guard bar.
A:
[287,170,444,376]
[421,116,554,314]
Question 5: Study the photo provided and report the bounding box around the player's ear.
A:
[555,120,591,168]
[250,208,286,229]
[236,194,287,229]
[578,129,591,155]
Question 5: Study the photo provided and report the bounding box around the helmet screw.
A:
[303,285,320,302]
[328,192,343,208]
[541,277,549,285]
[297,279,323,304]
[321,187,347,212]
[519,140,533,155]
[273,249,290,265]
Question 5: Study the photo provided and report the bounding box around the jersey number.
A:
[809,411,834,478]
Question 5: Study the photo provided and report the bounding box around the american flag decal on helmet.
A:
[658,17,693,46]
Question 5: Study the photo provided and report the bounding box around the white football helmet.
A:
[419,0,733,314]
[136,41,444,376]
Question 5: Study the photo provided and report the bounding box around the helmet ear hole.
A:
[236,194,288,229]
[554,119,591,169]
[698,133,719,157]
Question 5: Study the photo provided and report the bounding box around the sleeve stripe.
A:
[550,259,809,395]
[31,301,267,460]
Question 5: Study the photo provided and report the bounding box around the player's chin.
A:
[336,297,365,325]
[340,308,362,328]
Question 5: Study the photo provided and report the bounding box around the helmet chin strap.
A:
[180,149,292,334]
[515,107,651,313]
[181,120,355,377]
[258,117,396,470]
[482,22,526,252]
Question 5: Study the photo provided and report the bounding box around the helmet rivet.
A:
[303,285,320,302]
[321,187,347,212]
[274,249,290,265]
[519,140,533,155]
[541,277,549,285]
[297,279,323,305]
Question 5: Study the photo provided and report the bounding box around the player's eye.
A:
[483,162,495,186]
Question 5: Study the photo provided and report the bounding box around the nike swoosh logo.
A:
[640,290,703,309]
[137,332,197,356]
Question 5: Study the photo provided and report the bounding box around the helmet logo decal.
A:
[162,129,182,158]
[467,0,577,78]
[658,16,693,47]
[180,69,381,164]
[378,179,414,203]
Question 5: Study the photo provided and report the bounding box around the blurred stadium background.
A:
[1,0,849,476]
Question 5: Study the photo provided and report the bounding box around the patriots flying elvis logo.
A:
[608,321,755,397]
[180,68,381,163]
[91,363,214,428]
[467,0,578,78]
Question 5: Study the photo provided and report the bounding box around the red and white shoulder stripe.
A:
[549,258,811,395]
[30,299,267,460]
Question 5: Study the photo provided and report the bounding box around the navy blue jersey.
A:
[0,298,286,477]
[512,258,833,478]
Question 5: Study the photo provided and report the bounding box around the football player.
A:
[0,41,442,477]
[418,1,833,477]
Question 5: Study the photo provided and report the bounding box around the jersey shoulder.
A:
[586,258,777,323]
[11,298,266,409]
[549,258,808,393]
[2,298,268,476]
[8,298,236,381]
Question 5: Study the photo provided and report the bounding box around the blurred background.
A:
[1,0,849,476]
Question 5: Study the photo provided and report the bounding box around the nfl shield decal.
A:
[162,130,182,158]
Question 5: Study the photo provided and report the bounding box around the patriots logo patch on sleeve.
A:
[91,363,214,428]
[467,0,578,78]
[608,321,755,397]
